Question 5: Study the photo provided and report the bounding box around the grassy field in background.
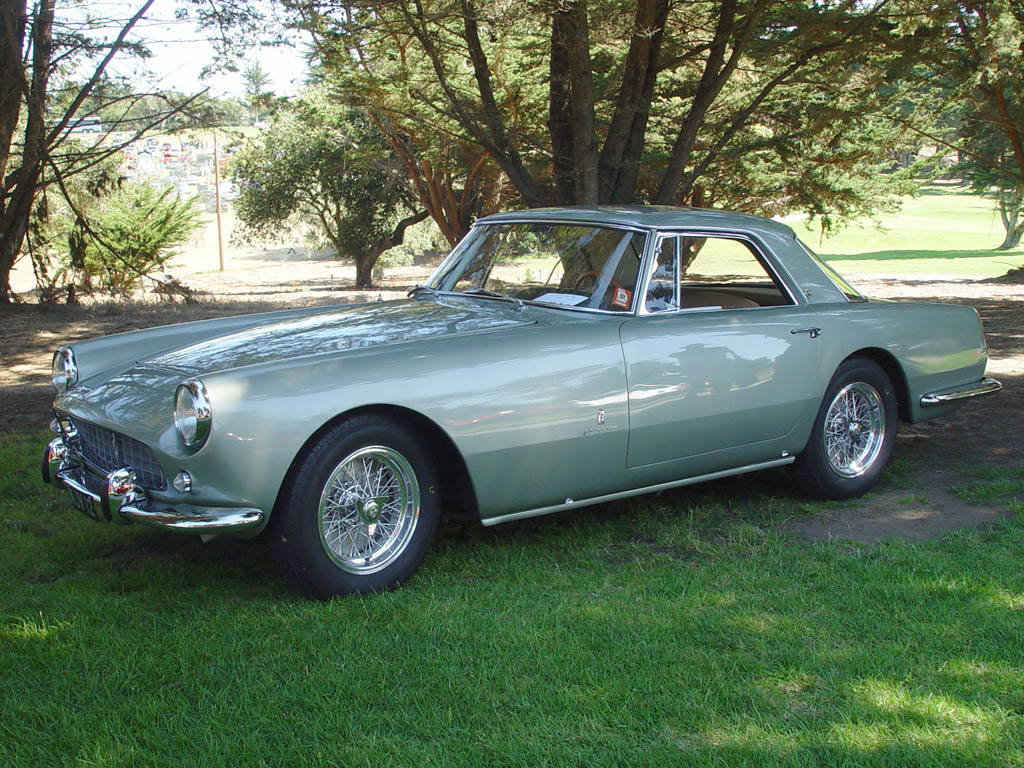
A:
[796,187,1024,279]
[2,432,1022,766]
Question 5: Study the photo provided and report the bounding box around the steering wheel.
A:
[572,270,631,309]
[572,270,626,295]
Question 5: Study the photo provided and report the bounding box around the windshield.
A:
[796,239,867,302]
[427,222,648,312]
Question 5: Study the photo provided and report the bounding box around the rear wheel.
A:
[270,415,440,599]
[793,358,897,499]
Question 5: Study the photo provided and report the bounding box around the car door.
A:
[620,232,820,469]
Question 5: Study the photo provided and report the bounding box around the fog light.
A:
[107,469,137,497]
[173,472,192,493]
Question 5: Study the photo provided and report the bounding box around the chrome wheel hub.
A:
[823,382,885,478]
[357,497,387,524]
[318,446,420,575]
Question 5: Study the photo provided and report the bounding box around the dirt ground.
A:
[2,226,1022,543]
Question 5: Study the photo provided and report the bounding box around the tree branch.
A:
[45,0,157,145]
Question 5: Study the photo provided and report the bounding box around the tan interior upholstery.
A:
[681,291,759,309]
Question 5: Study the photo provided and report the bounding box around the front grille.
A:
[63,415,167,491]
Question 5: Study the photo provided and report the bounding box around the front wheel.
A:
[792,358,898,500]
[270,416,440,599]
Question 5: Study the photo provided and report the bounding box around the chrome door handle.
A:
[790,327,821,338]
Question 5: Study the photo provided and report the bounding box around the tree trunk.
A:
[652,0,743,205]
[598,0,669,204]
[456,0,548,207]
[0,183,37,303]
[0,0,28,185]
[0,0,53,305]
[548,9,576,204]
[563,0,599,204]
[355,256,374,290]
[997,187,1023,250]
[352,209,429,289]
[998,222,1023,250]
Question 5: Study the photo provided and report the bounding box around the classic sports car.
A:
[43,206,1000,598]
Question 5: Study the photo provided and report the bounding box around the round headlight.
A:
[174,379,212,448]
[51,347,78,393]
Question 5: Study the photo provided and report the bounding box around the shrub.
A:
[73,183,202,296]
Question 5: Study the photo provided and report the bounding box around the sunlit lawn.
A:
[796,187,1024,279]
[2,432,1022,766]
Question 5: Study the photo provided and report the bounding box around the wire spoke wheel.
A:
[318,446,420,575]
[823,382,885,478]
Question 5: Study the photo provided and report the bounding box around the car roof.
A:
[477,205,797,239]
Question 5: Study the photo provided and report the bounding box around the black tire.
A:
[269,415,440,599]
[792,358,898,500]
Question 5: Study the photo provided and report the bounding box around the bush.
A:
[72,183,202,296]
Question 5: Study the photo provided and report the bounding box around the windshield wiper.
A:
[460,288,525,312]
[407,284,439,298]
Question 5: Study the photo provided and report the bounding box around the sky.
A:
[82,1,310,99]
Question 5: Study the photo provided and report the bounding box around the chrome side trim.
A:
[920,377,1002,407]
[480,456,796,527]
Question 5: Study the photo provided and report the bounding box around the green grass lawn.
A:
[2,432,1022,767]
[796,188,1024,279]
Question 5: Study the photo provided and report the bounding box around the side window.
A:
[645,235,791,312]
[644,237,678,313]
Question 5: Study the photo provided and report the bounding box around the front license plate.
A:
[67,486,100,521]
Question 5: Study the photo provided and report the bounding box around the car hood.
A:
[144,297,537,374]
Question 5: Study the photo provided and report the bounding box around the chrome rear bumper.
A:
[42,437,264,534]
[920,376,1002,407]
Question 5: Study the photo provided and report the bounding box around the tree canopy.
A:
[286,0,920,221]
[231,96,427,287]
[943,0,1024,248]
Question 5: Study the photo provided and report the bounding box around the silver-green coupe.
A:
[42,206,1001,598]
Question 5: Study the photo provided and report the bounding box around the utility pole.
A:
[213,130,225,271]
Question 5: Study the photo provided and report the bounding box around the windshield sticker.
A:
[612,287,632,309]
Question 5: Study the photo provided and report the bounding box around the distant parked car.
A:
[42,206,1000,598]
[71,117,104,134]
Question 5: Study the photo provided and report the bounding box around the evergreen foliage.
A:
[285,0,924,229]
[77,184,202,296]
[899,0,1024,249]
[28,168,202,300]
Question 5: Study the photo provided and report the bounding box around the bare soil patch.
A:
[3,254,1021,543]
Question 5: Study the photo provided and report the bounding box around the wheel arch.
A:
[842,348,911,422]
[272,404,480,525]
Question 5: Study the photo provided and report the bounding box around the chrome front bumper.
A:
[42,437,264,534]
[920,376,1002,407]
